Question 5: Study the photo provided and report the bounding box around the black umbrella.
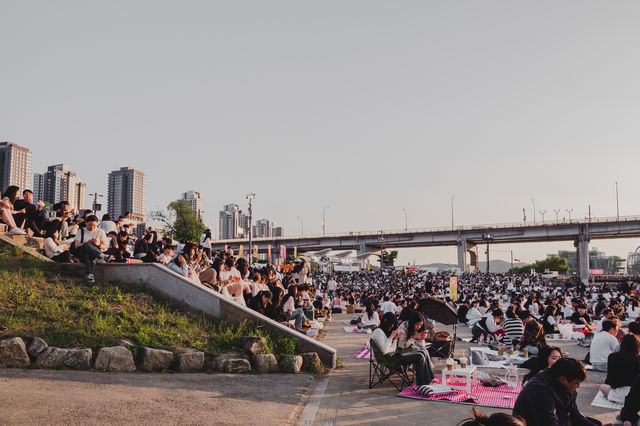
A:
[418,296,458,325]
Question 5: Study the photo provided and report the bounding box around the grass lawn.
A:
[0,245,296,360]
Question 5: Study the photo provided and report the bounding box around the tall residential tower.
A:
[0,142,31,192]
[107,167,146,223]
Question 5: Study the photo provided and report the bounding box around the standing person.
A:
[200,229,212,258]
[327,275,337,300]
[512,358,601,426]
[73,215,111,282]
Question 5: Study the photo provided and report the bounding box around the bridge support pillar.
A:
[457,240,478,273]
[575,231,590,284]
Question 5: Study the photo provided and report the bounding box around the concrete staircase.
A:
[0,223,51,261]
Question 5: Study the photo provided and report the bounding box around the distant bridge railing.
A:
[214,215,640,245]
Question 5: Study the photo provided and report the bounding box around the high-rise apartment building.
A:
[180,190,203,222]
[33,164,86,210]
[253,218,273,238]
[0,142,31,192]
[107,167,146,223]
[219,203,250,239]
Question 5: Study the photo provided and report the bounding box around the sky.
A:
[2,1,640,266]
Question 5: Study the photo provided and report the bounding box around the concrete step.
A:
[0,223,7,233]
[25,236,45,250]
[9,234,27,245]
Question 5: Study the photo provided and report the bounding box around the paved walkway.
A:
[308,313,620,425]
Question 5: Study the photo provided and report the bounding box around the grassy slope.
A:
[0,245,295,359]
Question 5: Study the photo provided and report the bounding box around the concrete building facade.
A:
[180,190,203,222]
[107,167,146,223]
[0,142,31,193]
[219,203,250,239]
[33,164,86,210]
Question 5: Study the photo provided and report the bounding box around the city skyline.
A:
[2,2,640,265]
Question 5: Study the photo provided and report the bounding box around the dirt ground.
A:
[0,369,313,425]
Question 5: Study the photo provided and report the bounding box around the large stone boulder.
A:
[94,347,136,372]
[0,337,30,368]
[140,347,173,371]
[178,350,205,372]
[35,347,92,370]
[300,352,324,373]
[279,355,303,374]
[251,354,278,374]
[27,337,48,359]
[240,337,266,355]
[215,358,251,373]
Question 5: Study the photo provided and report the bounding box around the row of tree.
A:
[509,255,569,274]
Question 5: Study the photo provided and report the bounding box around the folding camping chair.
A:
[368,339,414,391]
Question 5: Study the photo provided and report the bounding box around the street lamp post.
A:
[297,217,304,236]
[451,195,455,230]
[322,205,330,235]
[566,208,574,222]
[539,210,547,224]
[402,208,408,231]
[554,209,560,223]
[246,193,255,264]
[531,199,536,225]
[616,181,620,220]
[378,231,385,269]
[88,193,104,213]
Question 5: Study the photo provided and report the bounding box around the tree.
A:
[150,200,205,242]
[509,255,569,275]
[376,250,398,267]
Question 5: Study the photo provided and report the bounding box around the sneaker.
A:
[87,274,95,283]
[10,227,26,235]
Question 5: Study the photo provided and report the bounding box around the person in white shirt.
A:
[327,276,337,300]
[282,285,310,329]
[590,320,620,372]
[199,229,212,257]
[98,214,118,235]
[74,215,111,282]
[360,300,380,329]
[466,300,483,326]
[43,223,73,262]
[379,296,398,316]
[628,299,640,321]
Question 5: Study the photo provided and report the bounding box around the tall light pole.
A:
[554,209,560,222]
[297,216,304,236]
[246,193,255,264]
[531,198,536,225]
[322,205,330,235]
[616,181,620,220]
[378,231,385,269]
[88,192,104,213]
[451,194,455,229]
[402,208,408,231]
[539,209,547,224]
[566,208,574,222]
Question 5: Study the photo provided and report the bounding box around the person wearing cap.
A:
[516,310,547,355]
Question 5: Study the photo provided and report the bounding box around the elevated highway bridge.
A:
[213,216,640,282]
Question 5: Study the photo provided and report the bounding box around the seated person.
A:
[542,304,561,335]
[42,222,73,262]
[13,189,45,236]
[371,312,433,387]
[502,307,525,347]
[570,304,597,332]
[513,358,601,426]
[516,310,547,356]
[470,308,503,343]
[73,215,111,282]
[522,346,563,384]
[457,299,470,324]
[459,408,526,426]
[601,334,640,404]
[590,320,619,372]
[0,185,26,235]
[359,300,380,329]
[466,300,483,326]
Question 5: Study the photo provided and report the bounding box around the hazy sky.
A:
[2,1,640,265]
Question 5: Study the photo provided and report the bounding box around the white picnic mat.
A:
[469,346,527,369]
[591,390,624,410]
[343,326,372,334]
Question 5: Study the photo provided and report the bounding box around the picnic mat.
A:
[591,390,624,410]
[353,345,373,360]
[398,376,523,409]
[343,326,372,334]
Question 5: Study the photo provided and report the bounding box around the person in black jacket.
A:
[618,374,640,426]
[601,334,640,404]
[513,358,601,426]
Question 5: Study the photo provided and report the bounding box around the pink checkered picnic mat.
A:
[353,346,373,360]
[398,376,523,409]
